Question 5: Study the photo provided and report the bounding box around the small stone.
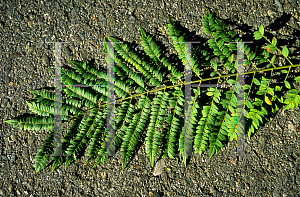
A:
[28,21,34,28]
[274,0,283,12]
[109,188,114,192]
[22,147,29,157]
[28,134,36,144]
[287,121,294,133]
[267,9,276,17]
[10,153,16,162]
[200,180,206,188]
[284,3,290,10]
[226,174,230,181]
[245,144,251,152]
[8,184,12,192]
[1,98,8,108]
[42,55,50,66]
[8,82,13,86]
[100,171,106,179]
[98,13,106,21]
[293,39,300,47]
[209,186,217,194]
[153,159,166,176]
[135,164,140,170]
[63,47,72,58]
[11,109,17,117]
[129,16,135,21]
[10,134,16,142]
[273,189,280,197]
[107,17,115,26]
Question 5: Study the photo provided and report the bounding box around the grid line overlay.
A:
[229,41,254,157]
[106,42,116,156]
[45,40,253,159]
[45,41,118,158]
[46,42,71,157]
[183,42,192,157]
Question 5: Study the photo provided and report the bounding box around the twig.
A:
[6,86,21,100]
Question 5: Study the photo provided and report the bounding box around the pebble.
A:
[107,17,116,26]
[10,153,16,162]
[153,159,166,176]
[283,3,290,10]
[42,55,50,66]
[267,9,276,17]
[1,98,9,108]
[8,184,12,192]
[100,171,107,179]
[98,13,106,21]
[274,0,283,12]
[273,189,281,197]
[10,134,16,142]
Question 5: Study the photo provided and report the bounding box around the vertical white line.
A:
[236,42,246,156]
[184,42,192,157]
[53,42,63,156]
[106,42,115,157]
[45,41,69,158]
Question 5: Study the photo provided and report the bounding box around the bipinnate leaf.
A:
[5,10,300,173]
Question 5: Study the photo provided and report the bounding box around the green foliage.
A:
[5,9,300,173]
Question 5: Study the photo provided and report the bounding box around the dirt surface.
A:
[1,0,300,196]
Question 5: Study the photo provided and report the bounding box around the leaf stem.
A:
[98,64,300,108]
[262,35,294,66]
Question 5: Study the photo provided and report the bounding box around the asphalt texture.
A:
[1,0,300,196]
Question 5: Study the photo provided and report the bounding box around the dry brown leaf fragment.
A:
[231,158,237,165]
[153,159,166,176]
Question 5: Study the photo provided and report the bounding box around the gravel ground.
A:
[1,0,300,196]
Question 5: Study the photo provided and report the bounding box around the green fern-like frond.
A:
[121,94,151,170]
[33,128,55,173]
[5,9,300,173]
[146,90,170,167]
[162,86,185,159]
[139,25,182,83]
[167,15,202,79]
